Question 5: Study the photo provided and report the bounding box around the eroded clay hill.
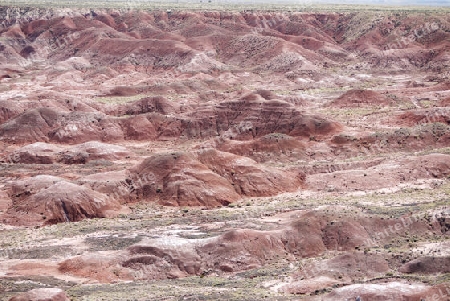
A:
[0,5,449,301]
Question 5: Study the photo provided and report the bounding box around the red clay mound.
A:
[9,175,64,195]
[7,141,130,164]
[119,96,178,116]
[56,209,444,282]
[0,108,124,144]
[197,229,292,272]
[216,34,283,68]
[59,254,132,283]
[60,220,325,282]
[409,153,450,178]
[3,176,127,226]
[59,141,131,163]
[0,108,59,143]
[8,288,70,301]
[191,98,341,140]
[120,212,327,277]
[2,10,448,74]
[21,19,50,37]
[196,149,304,196]
[87,37,193,70]
[94,13,117,29]
[120,115,159,141]
[440,97,450,107]
[128,113,185,140]
[179,22,229,39]
[76,171,132,202]
[216,133,306,163]
[124,245,202,280]
[59,245,201,282]
[396,108,450,126]
[0,100,30,124]
[330,89,391,107]
[197,212,329,273]
[58,214,342,281]
[399,256,450,274]
[3,24,26,39]
[7,142,63,164]
[105,86,139,97]
[130,152,240,207]
[322,220,372,251]
[50,112,124,144]
[80,147,304,205]
[0,101,339,143]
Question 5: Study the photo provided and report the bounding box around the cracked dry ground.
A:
[0,4,449,301]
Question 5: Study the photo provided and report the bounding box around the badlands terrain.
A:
[0,2,449,300]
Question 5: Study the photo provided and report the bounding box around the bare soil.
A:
[0,4,449,301]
